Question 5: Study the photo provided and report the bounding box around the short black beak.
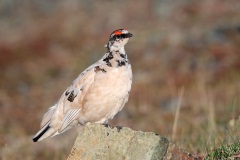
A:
[127,33,133,38]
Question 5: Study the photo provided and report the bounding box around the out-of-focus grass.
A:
[0,0,240,159]
[209,117,240,158]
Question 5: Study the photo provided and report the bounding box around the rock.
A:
[67,123,202,160]
[67,123,169,160]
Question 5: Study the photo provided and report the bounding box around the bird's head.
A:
[105,29,133,50]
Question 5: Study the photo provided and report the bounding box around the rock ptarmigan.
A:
[32,29,133,142]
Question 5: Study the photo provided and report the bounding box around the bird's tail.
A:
[32,121,59,142]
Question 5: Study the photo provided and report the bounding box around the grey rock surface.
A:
[67,123,169,160]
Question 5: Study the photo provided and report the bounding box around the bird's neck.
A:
[109,45,125,53]
[103,46,129,67]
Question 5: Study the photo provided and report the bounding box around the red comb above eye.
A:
[114,30,122,35]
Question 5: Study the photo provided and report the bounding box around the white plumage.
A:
[33,29,133,142]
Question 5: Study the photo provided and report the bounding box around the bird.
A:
[32,29,133,142]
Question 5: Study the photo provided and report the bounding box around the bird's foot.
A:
[102,123,112,128]
[116,126,122,132]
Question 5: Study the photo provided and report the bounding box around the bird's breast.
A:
[79,65,132,123]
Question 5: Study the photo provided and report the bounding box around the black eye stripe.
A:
[112,33,132,39]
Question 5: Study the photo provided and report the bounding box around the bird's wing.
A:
[55,60,107,132]
[59,108,81,131]
[40,104,57,128]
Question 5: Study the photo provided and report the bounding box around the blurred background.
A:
[0,0,240,159]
